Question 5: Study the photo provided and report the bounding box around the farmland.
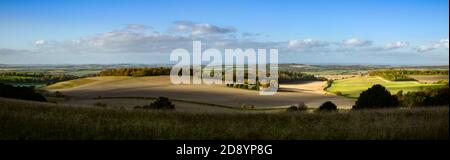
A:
[44,76,356,109]
[0,64,448,140]
[326,76,447,98]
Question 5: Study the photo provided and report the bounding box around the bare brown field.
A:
[45,76,355,109]
[408,75,449,83]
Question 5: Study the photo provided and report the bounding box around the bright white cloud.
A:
[385,41,409,49]
[416,38,449,52]
[342,38,372,47]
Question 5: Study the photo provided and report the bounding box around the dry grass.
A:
[0,97,447,140]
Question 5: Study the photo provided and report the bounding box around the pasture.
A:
[326,76,446,98]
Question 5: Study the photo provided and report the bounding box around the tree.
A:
[353,84,399,109]
[142,97,175,110]
[318,101,337,111]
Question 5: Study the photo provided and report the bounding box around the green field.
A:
[0,98,447,140]
[327,76,446,98]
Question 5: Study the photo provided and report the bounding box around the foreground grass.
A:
[0,98,448,140]
[327,76,445,98]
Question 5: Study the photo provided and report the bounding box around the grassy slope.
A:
[327,76,445,98]
[0,97,447,140]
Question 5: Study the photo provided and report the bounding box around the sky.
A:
[0,0,448,65]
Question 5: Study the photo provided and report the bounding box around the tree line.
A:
[369,69,448,81]
[0,72,78,85]
[98,67,171,77]
[279,71,327,83]
[0,83,47,102]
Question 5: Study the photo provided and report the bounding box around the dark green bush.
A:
[287,106,298,112]
[137,97,175,110]
[318,101,337,111]
[353,84,399,109]
[287,103,308,112]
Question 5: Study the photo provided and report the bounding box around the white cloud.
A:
[342,38,372,47]
[385,41,409,49]
[416,38,449,52]
[440,38,449,49]
[34,40,47,45]
[288,39,329,49]
[172,21,236,35]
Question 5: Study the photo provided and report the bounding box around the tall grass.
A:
[0,98,448,140]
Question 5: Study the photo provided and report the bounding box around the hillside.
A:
[0,97,447,140]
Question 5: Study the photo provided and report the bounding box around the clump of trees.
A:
[318,101,338,111]
[134,97,175,110]
[0,83,47,102]
[396,86,449,107]
[98,67,171,77]
[353,84,399,109]
[279,71,327,83]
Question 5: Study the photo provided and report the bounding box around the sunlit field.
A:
[327,76,446,98]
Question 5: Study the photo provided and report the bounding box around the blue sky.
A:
[0,0,448,65]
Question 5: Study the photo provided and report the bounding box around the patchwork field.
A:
[326,76,446,98]
[44,76,356,110]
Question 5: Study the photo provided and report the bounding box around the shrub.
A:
[318,101,337,111]
[140,97,175,110]
[287,103,308,112]
[54,91,64,97]
[353,84,399,109]
[297,103,308,111]
[253,86,260,90]
[240,103,255,109]
[336,91,343,96]
[93,102,107,108]
[287,106,298,112]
